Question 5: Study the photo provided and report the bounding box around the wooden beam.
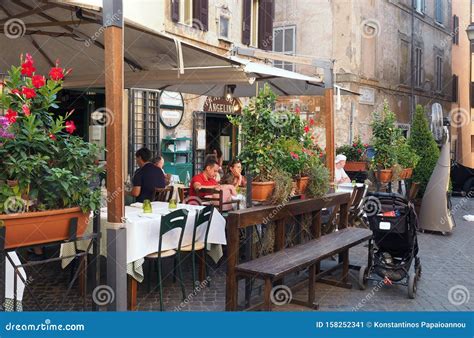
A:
[325,88,335,181]
[104,25,124,223]
[22,20,98,28]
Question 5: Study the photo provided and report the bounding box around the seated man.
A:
[335,154,351,185]
[152,156,171,185]
[130,148,166,202]
[189,157,221,197]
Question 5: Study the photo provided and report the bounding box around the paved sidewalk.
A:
[21,197,474,311]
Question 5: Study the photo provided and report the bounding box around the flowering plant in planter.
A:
[336,136,369,162]
[0,54,103,214]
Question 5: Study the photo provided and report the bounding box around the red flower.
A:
[31,75,45,89]
[21,87,36,99]
[309,118,315,126]
[10,88,20,95]
[49,67,64,81]
[304,125,310,133]
[364,143,369,148]
[22,104,30,116]
[5,109,18,123]
[352,143,357,147]
[21,54,36,77]
[357,149,362,153]
[290,152,299,160]
[49,133,57,141]
[65,120,76,134]
[295,106,301,114]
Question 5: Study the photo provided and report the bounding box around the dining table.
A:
[60,201,227,284]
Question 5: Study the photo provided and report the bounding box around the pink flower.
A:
[5,109,18,123]
[32,75,45,88]
[364,143,369,148]
[21,87,36,99]
[65,120,76,134]
[22,104,30,116]
[49,133,57,141]
[290,152,299,160]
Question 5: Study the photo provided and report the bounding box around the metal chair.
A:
[179,205,214,287]
[144,208,188,311]
[154,186,174,202]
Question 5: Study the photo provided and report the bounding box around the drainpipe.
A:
[410,0,415,122]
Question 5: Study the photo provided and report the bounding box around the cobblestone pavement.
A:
[21,197,474,312]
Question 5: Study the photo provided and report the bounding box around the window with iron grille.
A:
[128,89,161,175]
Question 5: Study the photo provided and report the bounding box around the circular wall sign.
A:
[159,91,184,129]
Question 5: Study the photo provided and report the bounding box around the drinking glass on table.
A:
[168,198,177,210]
[143,199,153,213]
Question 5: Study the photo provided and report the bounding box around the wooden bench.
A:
[235,228,372,310]
[226,192,372,311]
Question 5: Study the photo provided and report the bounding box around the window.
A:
[414,0,425,14]
[435,55,443,92]
[219,15,230,39]
[361,24,376,79]
[242,0,274,50]
[400,40,410,85]
[172,0,208,30]
[414,47,423,88]
[273,26,296,71]
[435,0,443,24]
[396,123,411,138]
[453,15,459,45]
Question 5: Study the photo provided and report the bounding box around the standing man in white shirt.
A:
[335,154,351,184]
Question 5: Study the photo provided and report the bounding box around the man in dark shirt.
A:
[130,148,166,202]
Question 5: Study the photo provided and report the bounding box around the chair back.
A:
[200,187,238,212]
[407,182,420,201]
[178,187,190,202]
[350,185,366,210]
[154,186,174,202]
[192,205,214,246]
[158,209,189,256]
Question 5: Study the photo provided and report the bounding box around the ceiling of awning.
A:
[0,0,329,97]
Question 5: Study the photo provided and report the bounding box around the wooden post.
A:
[325,88,335,182]
[103,0,126,311]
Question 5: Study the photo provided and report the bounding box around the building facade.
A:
[451,0,473,167]
[273,0,453,146]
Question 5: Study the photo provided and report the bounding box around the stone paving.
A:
[21,197,474,312]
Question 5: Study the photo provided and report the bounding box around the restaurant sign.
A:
[203,96,241,114]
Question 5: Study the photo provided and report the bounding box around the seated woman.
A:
[222,159,247,188]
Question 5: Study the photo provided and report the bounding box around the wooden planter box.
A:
[344,161,368,172]
[0,207,89,249]
[252,181,275,202]
[295,176,310,195]
[375,169,393,183]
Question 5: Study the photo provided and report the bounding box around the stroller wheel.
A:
[358,265,368,290]
[408,273,417,299]
[415,258,422,280]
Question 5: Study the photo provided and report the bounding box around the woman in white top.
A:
[335,154,351,184]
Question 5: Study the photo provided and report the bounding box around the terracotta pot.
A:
[251,181,275,202]
[0,207,89,249]
[399,168,407,180]
[375,169,393,183]
[405,168,413,179]
[296,176,310,195]
[344,161,368,172]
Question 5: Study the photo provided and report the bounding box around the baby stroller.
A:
[359,192,422,299]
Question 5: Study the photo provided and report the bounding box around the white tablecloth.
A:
[60,202,227,281]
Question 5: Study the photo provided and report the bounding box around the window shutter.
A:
[453,15,459,44]
[171,0,179,23]
[258,0,274,51]
[242,0,251,45]
[193,0,208,31]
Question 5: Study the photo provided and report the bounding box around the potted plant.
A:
[395,138,420,180]
[336,136,370,172]
[370,102,402,183]
[408,105,440,197]
[0,54,103,249]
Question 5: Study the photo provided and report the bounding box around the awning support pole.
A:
[103,0,126,311]
[322,65,335,181]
